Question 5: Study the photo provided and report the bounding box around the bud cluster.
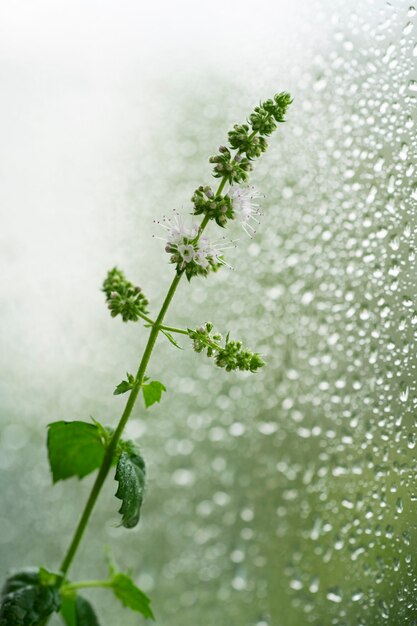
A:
[188,323,265,373]
[228,124,268,159]
[188,322,222,356]
[157,92,293,272]
[200,92,292,232]
[191,186,234,227]
[209,145,252,184]
[248,92,293,136]
[103,267,149,322]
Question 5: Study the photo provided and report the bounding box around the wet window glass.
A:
[0,1,416,624]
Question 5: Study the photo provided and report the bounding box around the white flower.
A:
[156,212,235,275]
[197,236,229,269]
[157,214,197,269]
[177,243,195,263]
[161,214,198,248]
[227,185,263,236]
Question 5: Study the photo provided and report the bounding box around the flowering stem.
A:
[58,159,241,579]
[0,92,293,626]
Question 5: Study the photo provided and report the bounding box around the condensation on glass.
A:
[0,1,416,625]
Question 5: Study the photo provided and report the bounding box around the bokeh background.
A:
[1,1,417,624]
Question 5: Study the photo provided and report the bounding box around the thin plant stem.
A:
[161,324,189,335]
[58,172,230,579]
[135,310,188,336]
[59,272,182,576]
[63,580,113,591]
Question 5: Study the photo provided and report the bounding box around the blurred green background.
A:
[1,1,416,624]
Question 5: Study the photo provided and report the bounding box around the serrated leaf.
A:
[111,573,154,620]
[113,373,137,396]
[61,594,101,626]
[47,421,107,483]
[141,380,166,408]
[161,329,183,350]
[1,569,39,596]
[114,450,146,528]
[0,568,60,626]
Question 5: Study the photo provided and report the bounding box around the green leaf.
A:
[0,568,61,626]
[47,421,107,483]
[1,569,39,597]
[113,373,137,396]
[110,573,154,620]
[114,449,146,528]
[60,595,77,626]
[75,597,100,626]
[61,594,101,626]
[161,329,183,350]
[141,380,166,408]
[38,567,62,588]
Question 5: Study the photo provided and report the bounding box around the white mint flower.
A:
[156,213,234,277]
[227,185,263,236]
[177,243,194,263]
[197,236,234,270]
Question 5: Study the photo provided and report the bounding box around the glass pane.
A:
[0,1,416,624]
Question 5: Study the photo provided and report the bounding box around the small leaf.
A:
[114,449,146,528]
[0,568,60,626]
[111,573,154,620]
[113,373,137,396]
[38,567,62,588]
[47,421,106,483]
[61,594,101,626]
[161,329,183,350]
[141,380,166,408]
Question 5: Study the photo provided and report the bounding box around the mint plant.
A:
[0,92,292,626]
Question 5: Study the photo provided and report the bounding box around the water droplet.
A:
[326,588,342,603]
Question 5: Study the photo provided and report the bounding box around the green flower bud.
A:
[191,187,234,227]
[103,268,149,322]
[188,325,265,373]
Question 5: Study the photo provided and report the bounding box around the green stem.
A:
[197,214,211,237]
[216,178,227,197]
[58,171,231,580]
[161,324,189,335]
[59,272,182,577]
[136,311,157,326]
[63,580,113,591]
[136,310,188,336]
